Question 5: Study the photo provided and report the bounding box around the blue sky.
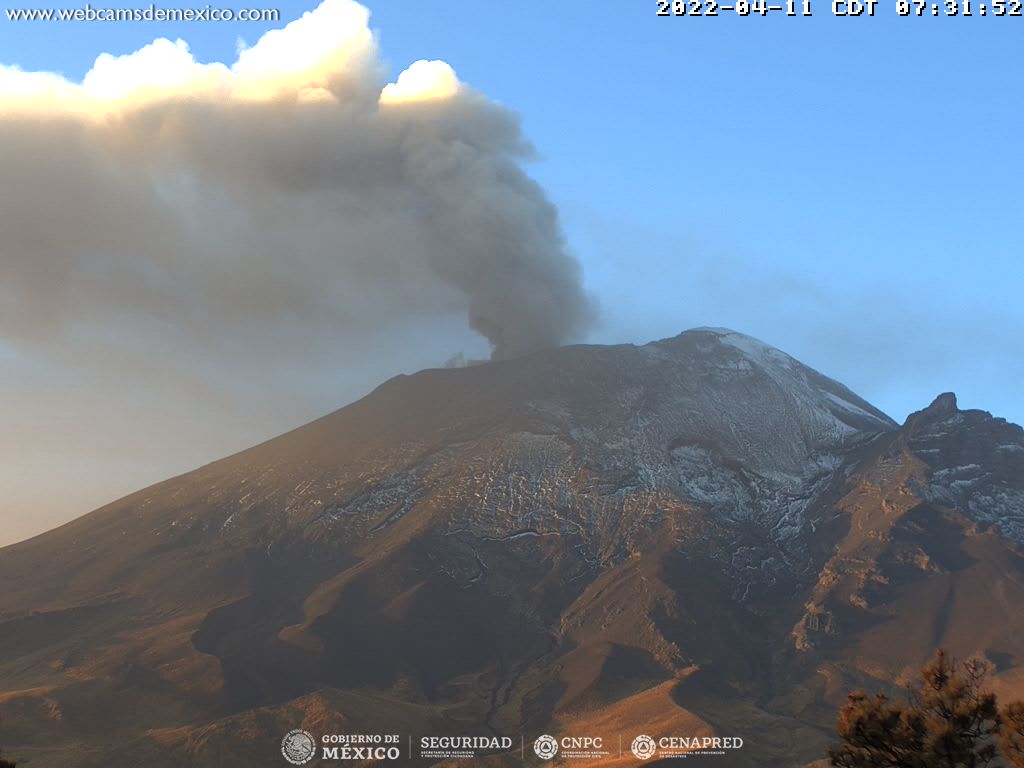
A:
[371,2,1023,425]
[0,1,1020,542]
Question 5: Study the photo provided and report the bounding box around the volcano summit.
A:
[1,328,1022,767]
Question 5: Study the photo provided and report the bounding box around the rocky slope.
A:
[0,328,1021,767]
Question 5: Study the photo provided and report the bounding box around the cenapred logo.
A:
[534,734,559,760]
[631,734,657,760]
[630,733,744,760]
[281,729,317,765]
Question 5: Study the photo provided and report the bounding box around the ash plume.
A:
[0,0,595,362]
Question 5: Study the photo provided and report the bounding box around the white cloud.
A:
[380,60,461,105]
[83,38,230,102]
[1,0,447,110]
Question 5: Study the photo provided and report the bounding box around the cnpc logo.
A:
[533,735,559,759]
[533,734,605,760]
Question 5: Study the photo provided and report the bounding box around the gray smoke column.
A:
[0,0,595,361]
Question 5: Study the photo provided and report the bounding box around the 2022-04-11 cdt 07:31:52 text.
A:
[657,0,1021,16]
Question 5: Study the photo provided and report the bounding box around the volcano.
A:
[2,328,1023,767]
